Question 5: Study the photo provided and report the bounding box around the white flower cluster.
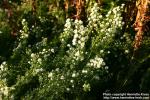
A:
[48,72,53,79]
[20,19,29,39]
[39,48,54,59]
[0,86,15,98]
[35,68,43,74]
[105,4,125,28]
[0,62,7,78]
[29,53,43,74]
[83,82,91,92]
[90,3,125,49]
[67,20,89,62]
[60,19,73,43]
[87,56,105,69]
[72,20,88,48]
[29,47,55,74]
[30,53,43,65]
[88,3,102,28]
[0,86,9,96]
[0,62,7,72]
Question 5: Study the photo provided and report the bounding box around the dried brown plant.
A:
[64,0,85,19]
[133,0,150,50]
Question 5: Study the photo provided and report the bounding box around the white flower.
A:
[22,19,26,23]
[112,8,117,13]
[125,50,129,53]
[78,20,83,25]
[61,38,64,42]
[43,49,46,52]
[77,40,81,44]
[74,29,78,34]
[74,19,79,24]
[75,51,80,57]
[28,61,31,64]
[67,44,71,47]
[57,84,60,86]
[66,88,70,91]
[51,49,54,53]
[37,58,42,64]
[83,83,91,92]
[55,68,59,72]
[72,73,76,77]
[0,65,4,71]
[66,18,71,23]
[99,15,102,19]
[48,72,53,78]
[2,61,6,65]
[35,68,43,73]
[88,56,105,68]
[72,39,76,45]
[31,53,36,58]
[70,80,74,83]
[3,87,9,96]
[81,37,85,42]
[100,50,104,53]
[81,43,85,48]
[60,75,64,80]
[82,70,88,74]
[97,57,103,64]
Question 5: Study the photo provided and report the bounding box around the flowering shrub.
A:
[0,1,150,99]
[0,3,127,99]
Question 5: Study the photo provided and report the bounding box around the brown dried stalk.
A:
[32,0,36,15]
[64,0,69,11]
[75,0,85,19]
[64,0,85,19]
[133,0,150,50]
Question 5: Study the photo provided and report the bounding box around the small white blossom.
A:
[82,69,88,74]
[107,51,110,54]
[83,83,91,92]
[35,68,43,73]
[70,80,74,83]
[67,44,71,47]
[66,88,70,91]
[43,49,46,52]
[55,68,59,72]
[37,58,42,64]
[72,73,76,78]
[100,50,104,53]
[48,72,53,78]
[87,56,105,68]
[125,50,129,54]
[51,49,55,53]
[74,29,78,34]
[75,51,80,57]
[31,53,36,58]
[72,39,77,45]
[22,19,26,23]
[60,75,65,80]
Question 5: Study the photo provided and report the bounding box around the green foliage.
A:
[0,0,150,99]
